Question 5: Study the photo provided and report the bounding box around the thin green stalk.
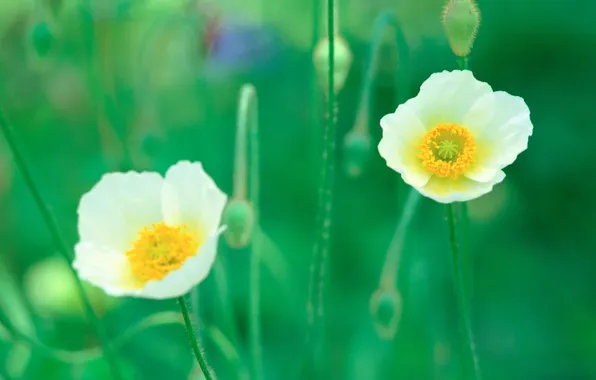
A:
[459,201,473,310]
[0,109,123,380]
[309,0,322,171]
[190,287,202,345]
[355,12,410,135]
[178,296,214,380]
[305,0,337,373]
[370,188,420,339]
[379,188,421,289]
[458,55,469,70]
[235,84,263,380]
[446,204,481,380]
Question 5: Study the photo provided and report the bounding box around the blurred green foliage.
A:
[1,0,596,379]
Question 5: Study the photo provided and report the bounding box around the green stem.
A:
[460,201,472,309]
[236,84,263,380]
[309,0,323,171]
[305,0,337,373]
[356,12,410,133]
[379,188,421,289]
[446,204,481,380]
[0,109,123,380]
[177,297,214,380]
[458,55,469,70]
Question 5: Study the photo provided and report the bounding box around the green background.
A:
[1,0,595,379]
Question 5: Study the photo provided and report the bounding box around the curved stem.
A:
[178,297,214,380]
[0,109,123,380]
[379,188,421,289]
[236,84,263,380]
[447,204,481,380]
[353,12,410,135]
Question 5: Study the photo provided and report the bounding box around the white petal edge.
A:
[417,170,506,204]
[73,242,142,296]
[463,91,533,178]
[378,102,431,188]
[162,161,228,234]
[77,171,164,252]
[411,70,493,127]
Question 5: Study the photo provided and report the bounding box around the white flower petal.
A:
[464,91,533,171]
[138,228,223,300]
[77,171,164,252]
[418,171,506,203]
[162,161,228,234]
[413,70,493,127]
[379,102,431,188]
[73,242,142,296]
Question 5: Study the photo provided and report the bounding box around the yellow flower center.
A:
[418,123,476,179]
[126,222,202,283]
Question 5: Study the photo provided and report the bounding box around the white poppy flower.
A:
[378,70,533,203]
[73,161,227,300]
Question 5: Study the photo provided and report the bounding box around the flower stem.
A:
[460,201,473,310]
[305,0,337,373]
[0,109,124,380]
[458,55,469,70]
[446,204,481,380]
[177,296,214,380]
[379,188,421,289]
[236,84,263,380]
[354,12,409,135]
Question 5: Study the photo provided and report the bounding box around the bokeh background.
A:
[1,0,596,379]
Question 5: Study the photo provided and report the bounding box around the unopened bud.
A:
[343,130,371,178]
[24,257,117,317]
[313,35,353,94]
[442,0,481,57]
[369,287,402,340]
[31,22,53,56]
[222,199,254,249]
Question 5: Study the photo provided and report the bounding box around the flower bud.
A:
[24,257,117,318]
[31,22,53,57]
[313,35,353,94]
[222,199,254,249]
[369,287,402,340]
[442,0,481,57]
[343,130,371,178]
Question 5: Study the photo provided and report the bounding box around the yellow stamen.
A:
[419,122,476,179]
[126,222,202,283]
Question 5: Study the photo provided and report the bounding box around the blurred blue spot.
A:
[206,21,284,77]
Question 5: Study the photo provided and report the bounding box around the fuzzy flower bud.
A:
[24,257,117,317]
[313,35,353,94]
[369,287,402,340]
[442,0,481,57]
[343,130,371,178]
[222,199,254,249]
